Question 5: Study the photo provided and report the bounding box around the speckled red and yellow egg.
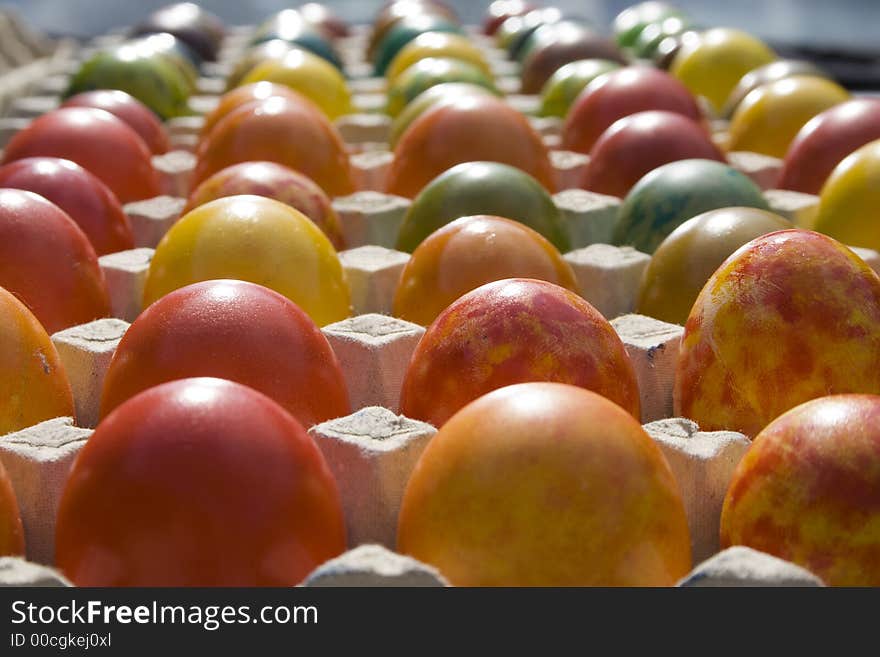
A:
[675,229,880,437]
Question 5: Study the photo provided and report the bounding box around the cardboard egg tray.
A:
[0,21,848,587]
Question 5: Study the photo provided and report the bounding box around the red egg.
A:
[0,157,134,255]
[778,99,880,195]
[1,108,161,204]
[57,377,346,586]
[583,111,724,198]
[386,94,555,198]
[62,89,170,154]
[562,66,703,154]
[100,279,350,427]
[483,0,534,35]
[184,161,344,249]
[193,96,355,197]
[0,189,109,333]
[399,278,640,427]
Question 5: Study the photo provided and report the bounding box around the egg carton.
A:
[0,22,850,588]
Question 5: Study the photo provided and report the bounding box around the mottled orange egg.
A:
[675,229,880,437]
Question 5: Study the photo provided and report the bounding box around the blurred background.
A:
[1,0,878,52]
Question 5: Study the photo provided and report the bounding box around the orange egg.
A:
[200,81,319,140]
[0,285,75,435]
[386,94,554,198]
[193,96,355,197]
[393,215,578,325]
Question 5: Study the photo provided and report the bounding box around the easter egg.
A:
[61,90,169,154]
[64,43,192,120]
[100,280,349,426]
[372,13,463,76]
[56,377,345,586]
[224,40,299,89]
[637,207,791,325]
[778,99,880,196]
[727,76,850,158]
[398,382,690,585]
[143,195,350,326]
[675,229,880,437]
[386,31,490,84]
[612,158,769,254]
[388,82,499,148]
[583,110,724,198]
[2,108,161,204]
[193,96,355,197]
[0,188,109,334]
[386,94,554,199]
[369,2,459,63]
[385,57,496,117]
[396,161,568,253]
[670,28,776,113]
[812,140,880,250]
[537,58,621,118]
[200,81,314,139]
[299,3,350,39]
[0,157,133,256]
[561,67,703,154]
[613,2,684,49]
[393,215,579,325]
[184,161,344,249]
[241,48,353,119]
[720,394,880,586]
[130,2,224,61]
[250,9,343,69]
[721,59,829,119]
[483,0,534,36]
[519,22,624,94]
[631,15,694,59]
[0,285,75,435]
[399,278,640,427]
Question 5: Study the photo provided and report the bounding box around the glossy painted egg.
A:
[193,96,355,197]
[637,207,791,325]
[385,57,496,117]
[613,2,685,49]
[812,139,880,250]
[386,94,554,199]
[250,9,343,69]
[388,82,499,148]
[721,59,829,119]
[537,58,621,118]
[224,39,299,89]
[670,28,776,113]
[398,382,690,586]
[393,215,579,325]
[399,278,640,427]
[483,0,534,36]
[130,2,225,61]
[101,280,349,426]
[0,285,75,435]
[561,67,703,154]
[0,188,109,333]
[613,158,769,254]
[675,229,880,437]
[56,377,346,586]
[2,107,161,204]
[727,76,850,158]
[184,160,343,249]
[385,31,490,83]
[396,161,568,252]
[372,13,463,76]
[777,99,880,195]
[143,195,350,326]
[241,48,353,119]
[200,81,315,139]
[61,90,169,154]
[0,157,133,256]
[583,110,724,198]
[721,394,880,586]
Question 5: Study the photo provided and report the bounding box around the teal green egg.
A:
[632,15,694,59]
[396,161,570,253]
[612,159,770,254]
[373,14,463,76]
[538,58,621,118]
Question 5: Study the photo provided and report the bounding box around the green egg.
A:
[538,58,621,118]
[386,57,497,118]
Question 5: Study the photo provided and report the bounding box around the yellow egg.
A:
[813,139,880,250]
[241,48,354,119]
[727,76,849,158]
[386,31,491,84]
[670,28,776,113]
[143,195,351,326]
